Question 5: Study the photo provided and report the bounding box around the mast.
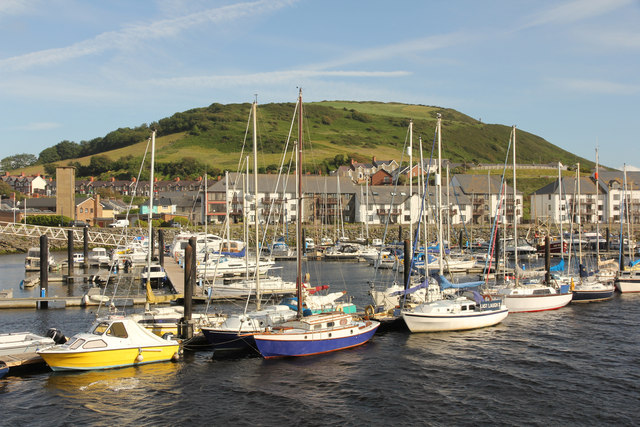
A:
[296,89,303,318]
[558,161,564,259]
[436,114,444,275]
[409,120,413,261]
[145,130,156,311]
[577,163,583,272]
[512,126,518,286]
[252,100,261,310]
[595,147,600,262]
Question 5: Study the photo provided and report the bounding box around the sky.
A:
[1,0,639,170]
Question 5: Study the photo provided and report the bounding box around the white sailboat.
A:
[401,114,509,332]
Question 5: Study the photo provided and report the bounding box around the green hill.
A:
[17,101,592,179]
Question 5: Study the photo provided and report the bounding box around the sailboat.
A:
[401,114,509,332]
[252,90,379,358]
[615,165,640,292]
[487,126,573,312]
[38,131,181,371]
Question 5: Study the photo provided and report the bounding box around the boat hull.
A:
[254,322,379,358]
[571,289,615,302]
[201,329,257,353]
[502,293,573,312]
[39,345,179,371]
[402,308,508,332]
[615,279,640,293]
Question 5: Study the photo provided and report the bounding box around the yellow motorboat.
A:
[38,316,180,371]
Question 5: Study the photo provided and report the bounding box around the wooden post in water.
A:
[39,235,48,309]
[83,226,89,270]
[398,225,403,242]
[180,237,195,340]
[606,227,610,251]
[402,239,411,309]
[545,234,551,285]
[158,229,164,267]
[67,229,74,281]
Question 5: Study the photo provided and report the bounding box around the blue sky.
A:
[1,0,638,170]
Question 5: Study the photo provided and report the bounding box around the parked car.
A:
[69,220,88,227]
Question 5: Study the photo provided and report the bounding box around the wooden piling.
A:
[39,235,48,309]
[83,226,89,270]
[67,229,73,280]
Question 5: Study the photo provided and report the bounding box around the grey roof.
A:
[451,174,520,195]
[213,173,359,195]
[597,171,640,189]
[531,176,603,195]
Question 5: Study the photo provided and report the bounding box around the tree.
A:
[0,181,13,197]
[1,153,38,170]
[38,146,61,164]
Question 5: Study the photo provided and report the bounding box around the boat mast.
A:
[296,89,303,318]
[436,114,444,275]
[577,163,583,273]
[558,161,564,259]
[252,100,261,310]
[409,120,413,262]
[512,126,518,286]
[595,147,600,263]
[145,130,156,311]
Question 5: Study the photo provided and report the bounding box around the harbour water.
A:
[1,253,639,426]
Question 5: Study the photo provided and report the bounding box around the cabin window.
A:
[107,322,129,338]
[69,338,86,350]
[83,339,107,349]
[326,322,334,327]
[533,289,551,295]
[93,322,110,335]
[461,305,467,311]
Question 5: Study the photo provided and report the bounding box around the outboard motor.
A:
[47,328,68,344]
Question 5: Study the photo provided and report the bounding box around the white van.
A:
[109,219,129,228]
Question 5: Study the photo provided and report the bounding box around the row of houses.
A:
[4,168,639,228]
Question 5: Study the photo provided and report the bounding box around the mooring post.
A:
[180,237,195,339]
[83,226,89,270]
[39,235,48,309]
[158,229,164,267]
[545,234,551,285]
[403,238,411,293]
[67,229,74,281]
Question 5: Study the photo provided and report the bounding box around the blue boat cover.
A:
[220,247,246,258]
[549,258,564,272]
[389,280,429,296]
[630,259,640,267]
[431,273,484,289]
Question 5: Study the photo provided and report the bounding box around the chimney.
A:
[111,177,115,182]
[175,176,180,182]
[372,156,377,163]
[131,177,136,182]
[90,176,94,182]
[21,172,25,177]
[4,172,8,177]
[351,158,355,165]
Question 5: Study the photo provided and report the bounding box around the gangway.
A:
[0,221,148,247]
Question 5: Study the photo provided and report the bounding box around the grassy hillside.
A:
[18,101,593,177]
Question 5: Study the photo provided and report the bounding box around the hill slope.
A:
[19,101,592,177]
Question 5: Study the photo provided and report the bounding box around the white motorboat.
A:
[24,247,56,272]
[88,247,110,266]
[616,270,640,293]
[0,331,59,357]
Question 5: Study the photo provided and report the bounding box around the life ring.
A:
[483,294,492,301]
[364,305,375,319]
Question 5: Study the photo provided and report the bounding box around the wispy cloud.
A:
[576,28,640,50]
[15,121,61,131]
[0,0,36,17]
[149,70,412,88]
[0,0,296,71]
[553,77,640,95]
[519,0,634,30]
[308,32,476,70]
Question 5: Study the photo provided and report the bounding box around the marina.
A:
[0,251,639,425]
